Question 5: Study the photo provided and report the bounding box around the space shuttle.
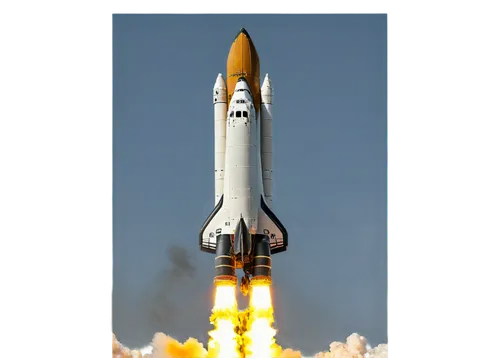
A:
[199,28,288,295]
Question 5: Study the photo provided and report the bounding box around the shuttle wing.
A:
[199,196,226,253]
[258,196,288,254]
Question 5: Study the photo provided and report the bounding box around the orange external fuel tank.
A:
[226,28,261,112]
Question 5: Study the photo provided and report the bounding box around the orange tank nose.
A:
[226,28,261,112]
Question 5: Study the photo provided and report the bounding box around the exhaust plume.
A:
[166,246,196,279]
[114,256,387,357]
[113,332,387,358]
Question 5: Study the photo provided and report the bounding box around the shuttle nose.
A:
[235,76,250,90]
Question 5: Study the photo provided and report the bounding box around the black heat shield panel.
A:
[260,196,288,254]
[199,196,223,254]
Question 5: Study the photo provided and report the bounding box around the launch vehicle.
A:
[199,28,288,295]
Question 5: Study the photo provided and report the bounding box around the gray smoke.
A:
[146,245,196,326]
[165,246,196,279]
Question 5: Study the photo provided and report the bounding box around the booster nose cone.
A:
[213,73,227,104]
[226,28,261,109]
[261,73,273,104]
[214,73,227,90]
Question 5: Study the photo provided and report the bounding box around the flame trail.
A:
[243,282,281,358]
[113,281,388,358]
[207,282,241,358]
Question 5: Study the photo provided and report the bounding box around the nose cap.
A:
[214,73,227,89]
[235,27,251,40]
[235,76,251,91]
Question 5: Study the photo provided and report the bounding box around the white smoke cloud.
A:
[367,344,388,358]
[113,333,144,358]
[311,333,388,358]
[113,332,387,358]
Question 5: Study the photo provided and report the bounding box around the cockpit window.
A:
[243,111,248,117]
[230,111,234,117]
[236,111,241,118]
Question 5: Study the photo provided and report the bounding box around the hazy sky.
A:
[113,14,387,355]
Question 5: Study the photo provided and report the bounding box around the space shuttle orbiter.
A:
[199,28,288,295]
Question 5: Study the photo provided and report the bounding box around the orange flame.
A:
[207,282,241,358]
[243,282,281,358]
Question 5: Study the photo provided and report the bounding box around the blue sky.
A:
[113,14,387,354]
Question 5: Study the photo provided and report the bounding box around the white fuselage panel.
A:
[221,81,263,235]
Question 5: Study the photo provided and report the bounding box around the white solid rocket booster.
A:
[260,74,273,208]
[213,74,227,205]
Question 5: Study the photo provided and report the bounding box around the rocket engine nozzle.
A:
[214,234,237,285]
[251,235,272,285]
[214,275,238,286]
[250,276,272,287]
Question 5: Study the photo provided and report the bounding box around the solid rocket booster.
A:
[261,74,273,208]
[200,28,288,294]
[213,74,227,205]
